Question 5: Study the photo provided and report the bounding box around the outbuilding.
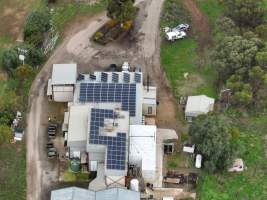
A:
[185,95,215,122]
[48,64,77,102]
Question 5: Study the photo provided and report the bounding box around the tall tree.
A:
[226,75,253,107]
[189,114,234,172]
[214,35,261,82]
[224,0,265,28]
[107,0,136,23]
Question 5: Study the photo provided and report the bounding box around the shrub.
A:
[23,9,51,47]
[2,49,19,71]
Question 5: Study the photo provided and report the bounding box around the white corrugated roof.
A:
[129,125,157,172]
[51,64,77,85]
[68,105,90,143]
[51,187,140,200]
[185,95,215,117]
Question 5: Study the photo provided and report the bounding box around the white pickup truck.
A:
[166,30,187,41]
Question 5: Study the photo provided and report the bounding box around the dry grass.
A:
[0,0,41,40]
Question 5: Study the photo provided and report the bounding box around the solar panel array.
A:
[112,72,119,83]
[135,73,141,83]
[79,83,136,116]
[101,72,108,82]
[123,73,130,83]
[90,74,96,80]
[90,108,126,170]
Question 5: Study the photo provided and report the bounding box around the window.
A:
[148,106,153,115]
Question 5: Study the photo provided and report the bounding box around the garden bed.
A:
[93,20,133,45]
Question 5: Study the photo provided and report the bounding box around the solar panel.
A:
[123,73,130,83]
[112,72,119,83]
[79,83,136,116]
[101,72,108,82]
[135,73,141,83]
[89,109,127,170]
[90,74,96,80]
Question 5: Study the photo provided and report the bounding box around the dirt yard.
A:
[0,0,38,41]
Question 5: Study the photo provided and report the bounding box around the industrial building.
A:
[47,64,178,196]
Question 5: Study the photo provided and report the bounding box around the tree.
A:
[226,75,253,107]
[255,24,267,41]
[0,125,13,145]
[23,9,51,46]
[107,0,136,23]
[1,49,19,72]
[224,0,265,28]
[15,64,34,80]
[189,114,234,172]
[215,17,239,37]
[214,35,261,82]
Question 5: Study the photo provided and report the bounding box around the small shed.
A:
[50,64,77,102]
[185,95,215,122]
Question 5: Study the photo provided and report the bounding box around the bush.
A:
[23,9,51,47]
[2,49,19,71]
[1,44,44,72]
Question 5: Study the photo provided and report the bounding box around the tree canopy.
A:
[224,0,265,28]
[23,9,51,47]
[189,114,235,172]
[107,0,136,23]
[214,35,262,82]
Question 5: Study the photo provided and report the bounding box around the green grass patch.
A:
[160,39,216,98]
[197,115,267,200]
[0,142,26,200]
[195,0,224,26]
[166,152,193,169]
[63,168,89,182]
[52,0,107,31]
[161,39,197,88]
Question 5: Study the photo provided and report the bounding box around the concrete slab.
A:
[88,163,107,191]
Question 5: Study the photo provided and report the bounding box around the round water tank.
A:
[70,159,80,173]
[130,179,139,192]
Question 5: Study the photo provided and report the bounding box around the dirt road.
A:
[183,0,212,49]
[26,1,180,199]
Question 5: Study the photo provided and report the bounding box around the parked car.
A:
[173,23,190,32]
[46,142,54,148]
[166,30,186,41]
[47,147,57,158]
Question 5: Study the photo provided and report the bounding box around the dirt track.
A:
[183,0,212,49]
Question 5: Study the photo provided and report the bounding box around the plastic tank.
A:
[70,159,81,173]
[130,179,139,192]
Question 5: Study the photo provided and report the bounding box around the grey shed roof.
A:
[96,187,140,200]
[51,187,140,200]
[51,64,77,85]
[51,187,95,200]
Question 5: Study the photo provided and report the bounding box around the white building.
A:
[185,95,215,122]
[47,64,77,102]
[129,125,157,182]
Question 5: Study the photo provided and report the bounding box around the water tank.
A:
[130,179,139,192]
[70,159,80,173]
